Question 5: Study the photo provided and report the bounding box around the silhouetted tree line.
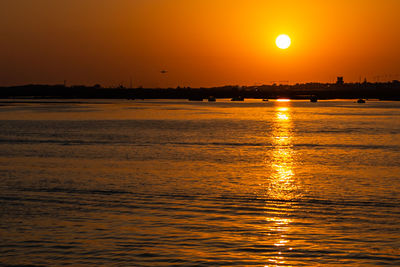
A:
[1,81,400,100]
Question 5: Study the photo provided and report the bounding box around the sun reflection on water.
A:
[269,101,296,199]
[264,101,297,267]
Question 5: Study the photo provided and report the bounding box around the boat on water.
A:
[357,99,366,103]
[231,96,244,101]
[310,95,318,102]
[262,99,269,102]
[208,96,216,102]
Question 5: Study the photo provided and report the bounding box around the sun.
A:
[276,34,291,49]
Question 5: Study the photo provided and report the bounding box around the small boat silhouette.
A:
[310,95,318,102]
[357,99,366,103]
[208,96,216,102]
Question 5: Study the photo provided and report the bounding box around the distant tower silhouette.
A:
[336,77,344,85]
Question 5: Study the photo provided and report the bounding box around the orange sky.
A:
[1,0,399,87]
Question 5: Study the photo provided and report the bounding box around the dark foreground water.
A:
[0,99,399,266]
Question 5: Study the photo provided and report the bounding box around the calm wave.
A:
[1,100,399,266]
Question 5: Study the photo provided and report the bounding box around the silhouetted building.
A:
[336,77,344,85]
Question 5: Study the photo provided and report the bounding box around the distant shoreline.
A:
[1,81,400,101]
[0,99,398,104]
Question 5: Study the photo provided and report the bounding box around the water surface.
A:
[0,99,399,266]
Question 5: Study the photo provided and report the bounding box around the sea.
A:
[0,99,399,266]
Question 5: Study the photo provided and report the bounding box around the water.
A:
[0,99,399,266]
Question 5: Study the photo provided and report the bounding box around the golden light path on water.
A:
[265,101,296,267]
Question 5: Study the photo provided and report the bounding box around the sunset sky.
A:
[1,0,399,87]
